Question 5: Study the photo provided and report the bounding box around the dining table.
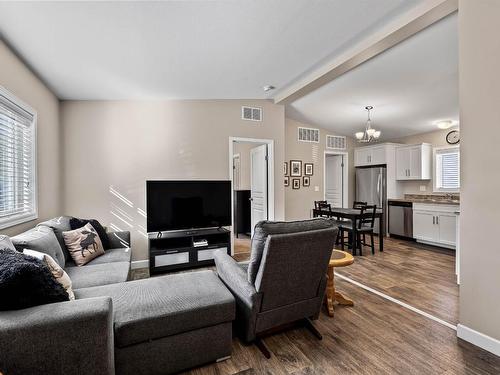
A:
[312,207,384,253]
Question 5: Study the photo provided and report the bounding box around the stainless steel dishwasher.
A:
[388,200,413,239]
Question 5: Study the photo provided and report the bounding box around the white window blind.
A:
[0,87,37,229]
[434,147,459,192]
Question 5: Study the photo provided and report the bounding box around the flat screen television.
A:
[146,180,231,233]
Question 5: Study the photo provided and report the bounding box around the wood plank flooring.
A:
[182,279,500,374]
[130,235,500,374]
[336,236,459,325]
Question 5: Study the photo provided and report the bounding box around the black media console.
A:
[148,228,231,274]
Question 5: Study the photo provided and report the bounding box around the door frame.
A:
[323,150,349,208]
[229,137,275,255]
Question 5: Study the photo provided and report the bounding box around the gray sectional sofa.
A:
[0,216,235,375]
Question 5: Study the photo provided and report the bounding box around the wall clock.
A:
[446,130,460,144]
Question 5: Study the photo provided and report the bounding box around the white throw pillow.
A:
[0,235,16,252]
[24,249,75,300]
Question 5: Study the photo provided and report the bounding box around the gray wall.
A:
[60,100,285,261]
[458,0,500,343]
[284,118,355,220]
[0,41,62,237]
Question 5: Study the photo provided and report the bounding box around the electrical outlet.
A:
[420,185,427,192]
[314,186,320,192]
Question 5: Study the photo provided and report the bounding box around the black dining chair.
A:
[315,201,332,217]
[336,201,367,246]
[339,205,377,255]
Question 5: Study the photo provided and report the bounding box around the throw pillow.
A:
[0,235,16,252]
[70,217,110,249]
[24,249,75,300]
[0,248,69,311]
[11,226,66,267]
[62,223,105,266]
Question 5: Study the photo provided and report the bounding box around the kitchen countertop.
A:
[388,198,460,205]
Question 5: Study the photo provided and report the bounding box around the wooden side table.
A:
[325,250,354,317]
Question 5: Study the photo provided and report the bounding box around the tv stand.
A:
[148,228,231,275]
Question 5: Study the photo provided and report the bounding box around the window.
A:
[434,146,460,192]
[0,87,37,229]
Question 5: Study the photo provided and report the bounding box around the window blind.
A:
[435,147,459,191]
[0,89,37,229]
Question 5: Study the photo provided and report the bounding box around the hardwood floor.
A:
[336,236,459,325]
[183,279,500,374]
[130,235,499,374]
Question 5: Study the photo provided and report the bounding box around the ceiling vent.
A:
[298,127,320,143]
[241,106,262,121]
[326,135,347,150]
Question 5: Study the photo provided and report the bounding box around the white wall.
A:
[0,41,61,237]
[458,0,500,347]
[61,100,284,261]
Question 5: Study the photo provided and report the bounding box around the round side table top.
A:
[329,249,354,267]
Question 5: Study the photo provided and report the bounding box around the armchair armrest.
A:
[0,297,114,375]
[214,250,262,342]
[107,230,130,248]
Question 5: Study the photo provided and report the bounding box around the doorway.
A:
[229,137,275,256]
[324,151,348,208]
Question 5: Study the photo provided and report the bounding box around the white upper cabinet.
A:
[396,143,431,180]
[354,144,394,167]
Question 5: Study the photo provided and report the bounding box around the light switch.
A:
[314,186,320,192]
[420,185,427,192]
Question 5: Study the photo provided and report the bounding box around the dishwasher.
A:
[388,200,413,239]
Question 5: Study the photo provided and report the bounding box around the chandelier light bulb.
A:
[355,132,364,140]
[366,128,376,137]
[373,130,381,138]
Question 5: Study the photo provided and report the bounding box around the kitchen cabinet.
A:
[354,144,399,167]
[396,143,432,180]
[413,203,457,249]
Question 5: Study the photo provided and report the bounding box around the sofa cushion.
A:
[37,216,73,263]
[0,248,69,310]
[81,247,131,266]
[248,218,335,284]
[74,270,235,348]
[11,226,66,267]
[67,262,130,289]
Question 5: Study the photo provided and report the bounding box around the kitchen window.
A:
[433,146,460,192]
[0,87,37,229]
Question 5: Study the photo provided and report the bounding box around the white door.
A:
[250,144,268,236]
[438,213,457,247]
[409,146,422,179]
[325,155,343,207]
[371,146,386,165]
[232,154,241,190]
[396,147,410,180]
[413,210,439,242]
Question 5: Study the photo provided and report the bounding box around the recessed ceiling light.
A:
[263,85,275,92]
[435,120,457,129]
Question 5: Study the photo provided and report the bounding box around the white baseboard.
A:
[457,324,500,357]
[131,260,149,270]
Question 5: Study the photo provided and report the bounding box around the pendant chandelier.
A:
[355,106,381,143]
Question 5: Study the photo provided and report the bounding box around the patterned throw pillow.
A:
[24,249,75,300]
[62,223,105,266]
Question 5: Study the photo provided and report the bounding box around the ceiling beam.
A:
[274,0,458,105]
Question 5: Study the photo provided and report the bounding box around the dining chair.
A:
[339,205,377,255]
[336,201,367,246]
[315,201,332,217]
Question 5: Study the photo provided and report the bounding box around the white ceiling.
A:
[286,13,458,140]
[0,0,423,100]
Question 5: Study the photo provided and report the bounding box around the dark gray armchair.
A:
[214,218,338,358]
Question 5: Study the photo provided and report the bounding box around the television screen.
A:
[146,180,231,232]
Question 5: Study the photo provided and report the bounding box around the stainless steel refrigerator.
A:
[355,166,387,236]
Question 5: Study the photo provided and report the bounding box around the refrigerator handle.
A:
[377,173,382,208]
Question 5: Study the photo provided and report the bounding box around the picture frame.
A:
[290,160,302,177]
[284,176,290,187]
[292,178,300,189]
[303,176,310,187]
[304,163,314,176]
[284,162,288,176]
